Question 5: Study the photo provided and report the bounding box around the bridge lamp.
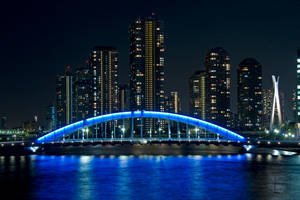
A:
[284,134,288,138]
[274,129,280,134]
[121,127,125,133]
[121,127,125,138]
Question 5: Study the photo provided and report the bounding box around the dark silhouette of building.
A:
[237,58,262,131]
[189,71,206,119]
[205,47,231,128]
[73,64,90,121]
[0,116,7,129]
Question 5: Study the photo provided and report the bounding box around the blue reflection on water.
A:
[1,154,300,200]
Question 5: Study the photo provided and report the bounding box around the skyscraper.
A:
[45,104,56,131]
[89,46,119,116]
[237,58,263,131]
[262,89,273,129]
[189,71,206,119]
[165,91,181,114]
[292,89,297,121]
[119,84,130,112]
[129,14,165,112]
[73,64,90,121]
[205,47,231,127]
[296,49,300,122]
[56,66,73,128]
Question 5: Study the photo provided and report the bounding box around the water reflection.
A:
[0,154,299,200]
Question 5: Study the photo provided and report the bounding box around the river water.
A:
[1,154,300,200]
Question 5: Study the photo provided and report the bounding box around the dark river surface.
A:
[1,153,300,200]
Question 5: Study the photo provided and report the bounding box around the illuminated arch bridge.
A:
[36,111,246,144]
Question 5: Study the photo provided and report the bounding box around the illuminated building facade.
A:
[45,104,56,131]
[237,58,263,131]
[262,89,273,129]
[56,66,73,128]
[165,91,181,114]
[205,47,231,127]
[189,71,206,119]
[296,50,300,122]
[89,46,119,117]
[129,14,165,112]
[119,84,130,112]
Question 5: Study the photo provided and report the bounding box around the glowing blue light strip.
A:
[36,111,246,143]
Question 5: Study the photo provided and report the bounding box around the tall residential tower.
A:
[205,47,231,128]
[129,14,165,112]
[296,50,300,122]
[237,58,263,131]
[189,71,206,119]
[89,46,119,116]
[56,66,73,128]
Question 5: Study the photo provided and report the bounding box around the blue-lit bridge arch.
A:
[36,111,246,144]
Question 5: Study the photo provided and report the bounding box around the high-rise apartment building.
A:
[262,89,273,129]
[56,66,73,128]
[296,50,300,122]
[189,71,206,119]
[205,47,231,127]
[46,104,56,131]
[129,14,165,112]
[237,58,263,131]
[89,46,119,116]
[119,84,130,112]
[73,65,90,121]
[165,91,181,114]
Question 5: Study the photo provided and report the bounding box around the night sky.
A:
[1,0,300,128]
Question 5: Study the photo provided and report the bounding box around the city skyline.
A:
[1,0,300,127]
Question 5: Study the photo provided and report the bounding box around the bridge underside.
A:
[36,111,246,144]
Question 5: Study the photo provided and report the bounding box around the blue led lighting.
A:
[36,111,246,143]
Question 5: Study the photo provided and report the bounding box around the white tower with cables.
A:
[270,75,282,129]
